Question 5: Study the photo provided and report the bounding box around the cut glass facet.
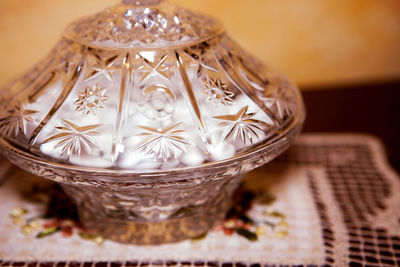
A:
[0,0,305,244]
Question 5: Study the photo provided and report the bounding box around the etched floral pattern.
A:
[0,104,38,138]
[74,84,108,116]
[136,122,191,160]
[202,78,234,107]
[44,120,101,157]
[214,106,268,144]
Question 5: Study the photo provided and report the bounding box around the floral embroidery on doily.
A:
[9,177,288,243]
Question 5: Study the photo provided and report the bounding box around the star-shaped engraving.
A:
[44,120,101,157]
[136,122,191,160]
[202,78,234,107]
[74,84,108,116]
[0,104,39,138]
[262,83,296,121]
[138,54,173,82]
[214,106,269,144]
[84,49,119,81]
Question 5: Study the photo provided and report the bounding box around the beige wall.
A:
[1,0,400,89]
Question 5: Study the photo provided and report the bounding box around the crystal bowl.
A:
[0,0,305,244]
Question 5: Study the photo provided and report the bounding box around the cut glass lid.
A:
[0,0,305,171]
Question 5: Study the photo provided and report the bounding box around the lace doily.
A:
[0,133,399,266]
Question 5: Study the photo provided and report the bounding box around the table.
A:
[302,80,400,172]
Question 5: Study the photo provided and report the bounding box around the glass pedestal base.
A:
[61,175,242,244]
[78,206,224,244]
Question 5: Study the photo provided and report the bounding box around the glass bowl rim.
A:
[0,113,304,179]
